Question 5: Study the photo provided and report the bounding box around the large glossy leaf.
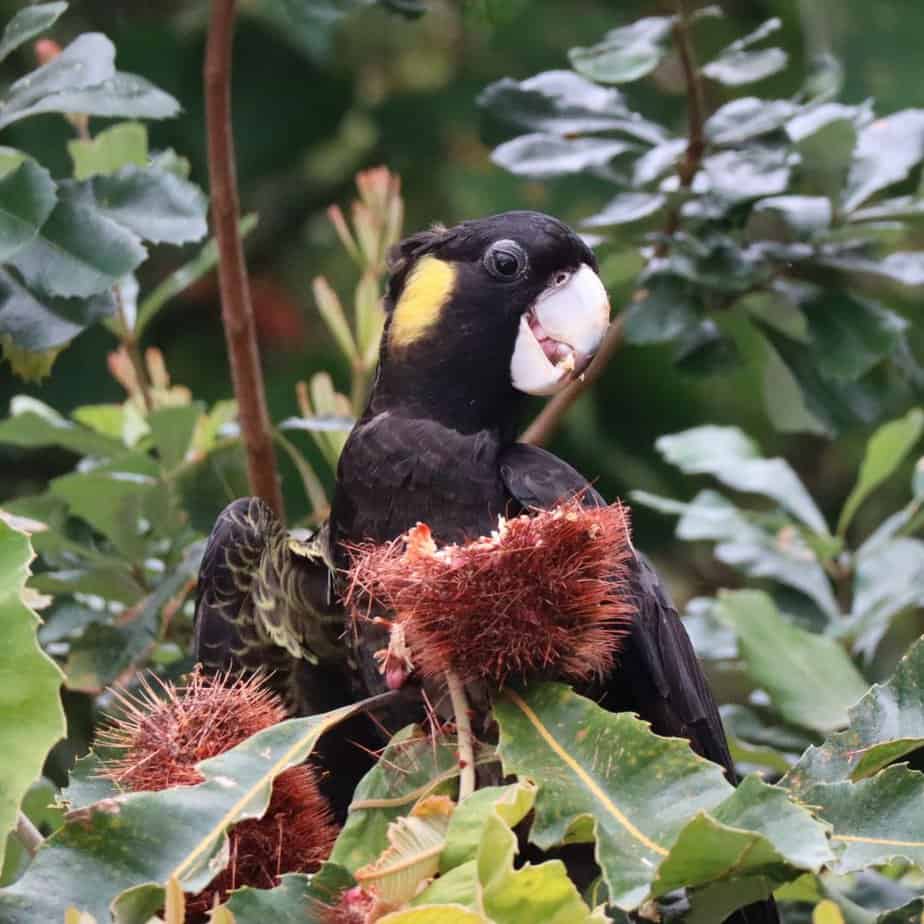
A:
[0,696,381,923]
[715,590,868,733]
[843,110,924,212]
[75,166,207,246]
[801,766,924,874]
[490,133,634,178]
[583,191,665,227]
[494,683,734,910]
[654,425,829,535]
[0,160,56,261]
[0,395,123,457]
[9,184,146,299]
[838,409,924,536]
[0,519,66,870]
[785,637,924,790]
[652,776,832,896]
[701,147,790,204]
[0,3,67,63]
[568,17,674,85]
[0,271,116,353]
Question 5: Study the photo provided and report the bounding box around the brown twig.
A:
[523,2,707,447]
[205,0,284,518]
[113,283,153,413]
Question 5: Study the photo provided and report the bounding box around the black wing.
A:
[499,443,779,924]
[193,496,347,714]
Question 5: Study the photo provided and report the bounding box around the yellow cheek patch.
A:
[390,255,456,349]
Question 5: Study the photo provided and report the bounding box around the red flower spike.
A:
[98,669,338,921]
[345,498,636,687]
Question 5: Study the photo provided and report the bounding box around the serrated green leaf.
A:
[0,3,67,63]
[9,184,145,299]
[68,122,148,181]
[0,160,56,261]
[568,17,674,85]
[0,520,66,870]
[491,133,634,178]
[0,695,383,922]
[655,425,829,535]
[715,590,868,733]
[652,776,832,896]
[785,637,924,790]
[801,766,924,874]
[838,409,924,536]
[76,166,207,246]
[0,270,115,358]
[494,683,734,910]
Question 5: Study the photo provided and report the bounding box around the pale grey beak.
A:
[510,263,611,396]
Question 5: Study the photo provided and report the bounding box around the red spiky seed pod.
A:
[98,670,338,920]
[346,498,635,687]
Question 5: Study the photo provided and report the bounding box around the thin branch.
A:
[113,282,152,413]
[521,317,624,446]
[205,0,284,519]
[15,811,43,857]
[523,3,707,447]
[445,671,475,801]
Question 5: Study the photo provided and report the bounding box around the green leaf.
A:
[715,590,868,733]
[801,766,924,873]
[476,781,606,924]
[0,519,66,871]
[0,3,67,63]
[68,122,148,181]
[76,166,207,246]
[0,160,56,261]
[9,184,146,299]
[0,696,381,922]
[148,403,203,471]
[491,133,634,178]
[702,18,787,86]
[785,636,924,790]
[330,726,484,874]
[379,907,488,923]
[806,295,905,383]
[849,538,924,660]
[702,147,790,204]
[0,37,180,128]
[0,271,116,355]
[223,870,353,923]
[0,395,123,456]
[749,195,832,240]
[652,776,832,896]
[440,782,535,874]
[639,489,839,618]
[478,71,661,139]
[568,17,674,85]
[583,192,665,227]
[843,110,924,212]
[494,683,734,910]
[623,276,700,345]
[705,97,797,145]
[838,409,924,536]
[655,425,830,535]
[1,778,64,887]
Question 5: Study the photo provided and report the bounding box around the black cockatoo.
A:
[195,210,778,924]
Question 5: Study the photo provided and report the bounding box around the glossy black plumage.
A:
[195,210,779,924]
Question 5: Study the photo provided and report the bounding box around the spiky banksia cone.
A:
[98,670,338,919]
[346,498,635,687]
